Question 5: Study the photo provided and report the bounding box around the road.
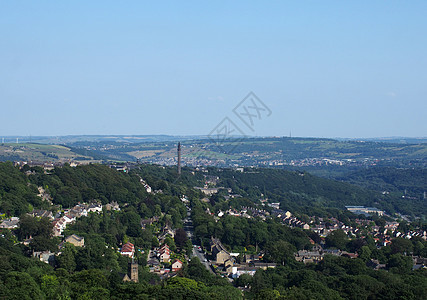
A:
[183,205,214,274]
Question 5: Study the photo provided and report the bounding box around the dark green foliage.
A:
[0,162,42,216]
[338,167,426,196]
[264,240,297,266]
[206,167,398,217]
[29,164,148,207]
[337,167,427,217]
[390,237,414,254]
[192,206,311,253]
[0,162,426,298]
[386,254,413,274]
[325,229,349,250]
[248,255,427,300]
[174,228,188,249]
[56,243,77,272]
[2,271,44,299]
[18,215,56,251]
[180,257,229,287]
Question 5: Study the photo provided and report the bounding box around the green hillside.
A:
[0,143,93,163]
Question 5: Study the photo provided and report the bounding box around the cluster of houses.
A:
[143,225,185,277]
[195,186,232,196]
[48,201,120,236]
[272,208,427,246]
[215,207,269,221]
[52,203,103,236]
[258,157,379,168]
[0,201,123,268]
[345,206,385,217]
[139,178,152,193]
[0,217,20,229]
[209,237,276,278]
[32,233,86,267]
[147,243,184,277]
[32,232,141,282]
[202,199,427,272]
[294,245,358,264]
[14,161,80,171]
[277,211,311,230]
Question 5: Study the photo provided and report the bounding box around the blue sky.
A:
[1,1,426,138]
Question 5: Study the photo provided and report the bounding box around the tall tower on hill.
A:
[177,142,181,175]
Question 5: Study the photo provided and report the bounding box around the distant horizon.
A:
[1,134,426,140]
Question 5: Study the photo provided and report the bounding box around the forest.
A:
[201,167,426,218]
[0,162,426,299]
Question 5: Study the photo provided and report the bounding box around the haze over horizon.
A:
[1,1,426,138]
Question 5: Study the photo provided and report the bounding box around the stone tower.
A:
[129,259,138,283]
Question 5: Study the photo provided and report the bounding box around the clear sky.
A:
[1,1,426,138]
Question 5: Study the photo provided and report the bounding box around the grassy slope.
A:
[0,143,93,162]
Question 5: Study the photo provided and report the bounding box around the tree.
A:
[57,243,77,272]
[17,215,39,239]
[40,274,59,300]
[70,269,109,297]
[164,236,177,252]
[254,289,281,299]
[387,253,413,274]
[18,215,55,251]
[174,228,188,249]
[390,238,413,254]
[235,273,253,288]
[4,271,44,300]
[325,229,348,250]
[358,245,372,262]
[265,240,296,265]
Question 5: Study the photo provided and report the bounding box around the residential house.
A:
[121,242,135,257]
[63,214,75,224]
[231,265,257,278]
[69,204,88,218]
[252,262,277,270]
[194,187,231,196]
[230,262,276,278]
[88,203,103,213]
[29,209,53,219]
[243,254,261,264]
[33,251,55,265]
[341,251,358,259]
[163,226,175,238]
[368,259,386,270]
[148,259,161,272]
[159,244,171,263]
[140,216,159,229]
[210,237,232,265]
[52,213,76,236]
[171,259,183,272]
[105,201,120,211]
[295,250,323,264]
[158,226,175,243]
[0,217,20,229]
[65,234,85,247]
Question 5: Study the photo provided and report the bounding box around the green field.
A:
[0,143,93,162]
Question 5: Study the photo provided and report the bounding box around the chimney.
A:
[177,142,181,175]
